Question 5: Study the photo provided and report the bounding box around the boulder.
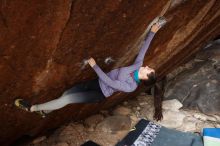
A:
[113,106,131,116]
[54,143,69,146]
[164,41,220,115]
[157,110,186,129]
[162,99,183,111]
[84,114,104,129]
[0,0,220,145]
[96,115,131,133]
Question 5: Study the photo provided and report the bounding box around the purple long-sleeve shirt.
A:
[92,31,155,97]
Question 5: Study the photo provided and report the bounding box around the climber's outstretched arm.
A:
[134,23,162,64]
[134,17,167,64]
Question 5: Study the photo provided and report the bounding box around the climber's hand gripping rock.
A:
[88,57,96,68]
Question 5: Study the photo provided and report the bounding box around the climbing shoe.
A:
[156,16,167,28]
[15,99,31,112]
[14,99,46,118]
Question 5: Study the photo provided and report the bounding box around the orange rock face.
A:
[0,0,219,145]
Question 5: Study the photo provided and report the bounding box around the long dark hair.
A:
[142,72,164,121]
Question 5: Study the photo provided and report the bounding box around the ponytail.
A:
[153,83,163,121]
[143,73,165,121]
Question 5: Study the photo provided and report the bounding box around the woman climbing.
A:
[15,17,167,121]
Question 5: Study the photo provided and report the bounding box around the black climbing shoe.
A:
[14,99,31,112]
[15,99,46,118]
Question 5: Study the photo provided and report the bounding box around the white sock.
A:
[30,105,37,112]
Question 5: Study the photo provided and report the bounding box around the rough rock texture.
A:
[0,0,220,145]
[164,41,220,115]
[96,115,131,133]
[113,106,131,116]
